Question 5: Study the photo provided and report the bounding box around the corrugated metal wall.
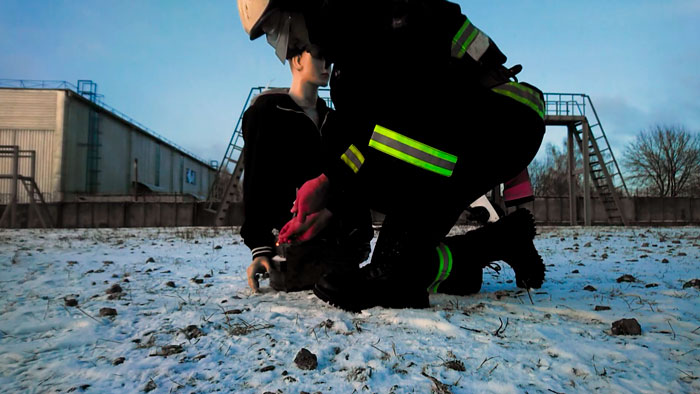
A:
[0,89,60,203]
[61,91,89,195]
[98,113,131,194]
[1,88,215,203]
[0,89,56,129]
[62,91,215,199]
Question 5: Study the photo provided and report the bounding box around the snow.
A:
[1,226,699,393]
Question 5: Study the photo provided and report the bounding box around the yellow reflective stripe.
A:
[369,140,454,177]
[340,144,364,174]
[457,28,479,58]
[369,125,457,177]
[374,125,457,163]
[349,144,365,164]
[466,31,490,61]
[452,17,490,61]
[492,82,545,119]
[341,153,359,173]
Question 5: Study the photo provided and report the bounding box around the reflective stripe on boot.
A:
[428,243,453,293]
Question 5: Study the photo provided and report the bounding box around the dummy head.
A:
[287,48,331,88]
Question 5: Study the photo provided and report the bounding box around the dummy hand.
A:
[278,209,333,244]
[291,174,330,223]
[246,256,273,293]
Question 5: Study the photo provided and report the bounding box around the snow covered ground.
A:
[0,226,698,394]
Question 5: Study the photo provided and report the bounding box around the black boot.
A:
[314,222,436,312]
[441,208,544,290]
[314,262,430,312]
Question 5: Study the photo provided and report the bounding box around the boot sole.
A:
[499,209,545,289]
[499,208,537,240]
[313,284,430,312]
[313,284,364,313]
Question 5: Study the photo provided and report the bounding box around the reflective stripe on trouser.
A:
[341,144,365,173]
[428,243,453,293]
[368,125,458,177]
[451,17,490,61]
[492,82,545,119]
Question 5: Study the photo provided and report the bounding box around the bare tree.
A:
[529,141,581,196]
[623,125,700,197]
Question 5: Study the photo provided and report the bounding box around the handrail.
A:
[583,95,630,197]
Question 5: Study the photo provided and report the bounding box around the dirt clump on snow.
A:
[64,298,78,307]
[616,274,637,283]
[443,359,466,371]
[182,325,204,339]
[106,283,126,300]
[294,348,318,370]
[99,307,117,317]
[611,318,642,335]
[683,279,700,289]
[150,345,184,357]
[143,380,156,392]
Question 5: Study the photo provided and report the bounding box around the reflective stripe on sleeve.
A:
[340,144,365,173]
[492,82,545,119]
[368,125,458,177]
[451,17,490,61]
[427,243,453,293]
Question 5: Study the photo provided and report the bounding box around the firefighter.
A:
[240,39,373,293]
[238,0,546,311]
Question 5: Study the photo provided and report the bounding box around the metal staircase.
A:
[0,146,54,228]
[205,87,262,226]
[544,94,630,225]
[19,177,54,228]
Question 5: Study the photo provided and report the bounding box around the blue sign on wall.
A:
[186,168,197,185]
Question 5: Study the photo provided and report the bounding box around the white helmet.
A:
[237,0,312,63]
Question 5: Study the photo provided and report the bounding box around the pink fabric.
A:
[504,168,534,204]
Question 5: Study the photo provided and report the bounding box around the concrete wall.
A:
[3,197,699,229]
[513,197,700,225]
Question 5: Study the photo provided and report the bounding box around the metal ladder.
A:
[545,94,630,225]
[77,80,102,193]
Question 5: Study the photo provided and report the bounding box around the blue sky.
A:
[1,0,699,164]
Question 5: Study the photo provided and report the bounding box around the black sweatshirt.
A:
[241,91,372,259]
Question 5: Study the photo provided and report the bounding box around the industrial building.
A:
[0,80,215,205]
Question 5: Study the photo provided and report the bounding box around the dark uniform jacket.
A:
[306,0,545,216]
[241,91,372,259]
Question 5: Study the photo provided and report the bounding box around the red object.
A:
[291,174,329,222]
[503,168,534,207]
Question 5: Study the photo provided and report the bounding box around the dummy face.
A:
[292,51,331,87]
